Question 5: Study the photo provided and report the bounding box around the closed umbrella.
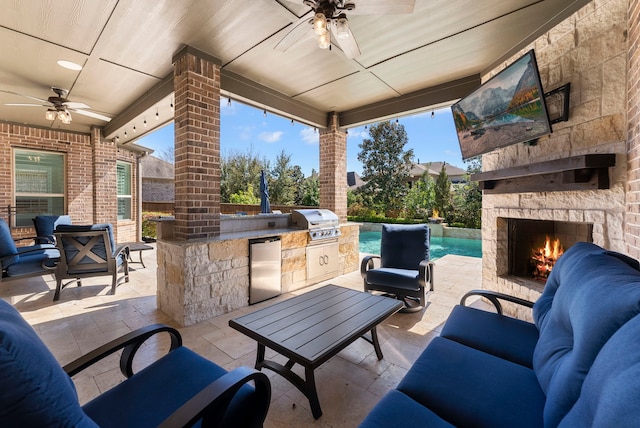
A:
[260,170,271,214]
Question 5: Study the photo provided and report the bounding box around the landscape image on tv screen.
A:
[452,50,551,160]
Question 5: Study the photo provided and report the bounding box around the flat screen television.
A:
[452,49,552,160]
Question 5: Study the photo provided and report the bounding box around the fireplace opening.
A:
[508,219,593,281]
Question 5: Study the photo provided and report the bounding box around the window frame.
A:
[12,148,66,227]
[117,161,133,221]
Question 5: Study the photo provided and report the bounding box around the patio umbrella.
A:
[260,169,271,214]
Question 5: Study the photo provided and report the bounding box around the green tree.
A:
[269,150,300,205]
[357,121,414,217]
[434,163,451,217]
[299,171,320,206]
[229,183,260,204]
[448,158,482,228]
[221,148,267,203]
[404,172,435,219]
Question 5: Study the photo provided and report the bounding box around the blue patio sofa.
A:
[360,242,640,427]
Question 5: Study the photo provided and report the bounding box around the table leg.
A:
[257,357,323,419]
[371,327,384,360]
[255,343,266,369]
[305,366,323,419]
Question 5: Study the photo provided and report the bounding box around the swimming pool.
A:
[359,230,482,259]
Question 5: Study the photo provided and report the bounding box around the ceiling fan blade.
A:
[69,108,112,122]
[331,25,361,59]
[274,11,314,52]
[0,89,50,104]
[348,0,415,15]
[63,101,91,109]
[4,103,48,107]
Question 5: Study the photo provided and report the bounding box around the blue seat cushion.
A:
[440,305,539,368]
[532,242,640,426]
[397,337,545,428]
[359,390,455,428]
[0,299,97,427]
[83,346,256,427]
[366,267,421,290]
[559,313,640,427]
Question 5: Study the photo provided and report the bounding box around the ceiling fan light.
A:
[60,110,72,124]
[57,110,67,121]
[318,31,331,49]
[336,16,349,39]
[45,109,57,121]
[313,12,327,35]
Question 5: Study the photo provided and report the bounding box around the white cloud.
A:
[259,131,284,143]
[300,127,318,144]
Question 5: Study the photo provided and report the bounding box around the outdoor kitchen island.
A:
[154,212,360,327]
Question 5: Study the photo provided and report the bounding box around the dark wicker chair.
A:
[0,299,271,427]
[361,223,435,312]
[53,223,129,301]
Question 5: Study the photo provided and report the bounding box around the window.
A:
[14,149,65,227]
[117,161,132,220]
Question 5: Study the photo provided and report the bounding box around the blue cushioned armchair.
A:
[33,214,72,244]
[53,223,129,301]
[361,224,435,312]
[0,299,271,427]
[0,218,59,284]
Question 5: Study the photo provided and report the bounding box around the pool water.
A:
[359,230,482,260]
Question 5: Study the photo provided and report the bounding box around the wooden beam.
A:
[475,154,616,194]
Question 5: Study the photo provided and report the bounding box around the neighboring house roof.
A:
[347,171,365,190]
[350,162,467,190]
[410,162,467,182]
[141,155,174,179]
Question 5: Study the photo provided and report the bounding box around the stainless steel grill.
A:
[291,209,341,242]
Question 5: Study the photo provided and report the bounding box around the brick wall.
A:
[319,113,348,223]
[173,47,221,239]
[0,122,139,243]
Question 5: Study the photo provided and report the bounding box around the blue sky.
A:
[136,101,466,177]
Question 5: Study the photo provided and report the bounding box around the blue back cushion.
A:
[33,215,72,243]
[380,224,430,270]
[0,219,19,268]
[532,242,640,426]
[0,299,98,427]
[559,313,640,427]
[56,223,115,264]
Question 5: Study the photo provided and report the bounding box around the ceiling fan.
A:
[275,0,416,59]
[1,87,111,124]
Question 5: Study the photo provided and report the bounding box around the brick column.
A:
[628,0,640,258]
[91,126,117,227]
[172,46,221,240]
[319,113,347,222]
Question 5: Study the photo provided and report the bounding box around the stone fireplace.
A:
[475,0,629,320]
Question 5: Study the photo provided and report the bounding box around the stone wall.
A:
[626,0,640,258]
[157,223,360,326]
[480,0,628,318]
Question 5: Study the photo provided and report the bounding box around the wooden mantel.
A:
[471,154,616,194]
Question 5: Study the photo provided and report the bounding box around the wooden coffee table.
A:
[229,284,403,419]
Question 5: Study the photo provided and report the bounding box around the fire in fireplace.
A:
[508,219,592,282]
[530,236,564,281]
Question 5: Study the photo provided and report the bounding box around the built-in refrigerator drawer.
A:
[249,236,281,304]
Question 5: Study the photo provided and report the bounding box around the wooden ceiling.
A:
[0,0,590,144]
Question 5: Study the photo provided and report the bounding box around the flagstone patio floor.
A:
[1,245,485,427]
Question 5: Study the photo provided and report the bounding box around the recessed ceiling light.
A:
[57,60,83,71]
